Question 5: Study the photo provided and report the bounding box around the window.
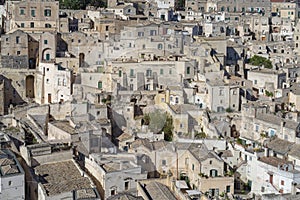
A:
[226,185,230,193]
[162,160,166,165]
[281,180,284,185]
[45,23,52,28]
[31,9,36,17]
[269,129,276,137]
[254,80,257,84]
[58,78,61,86]
[146,69,152,77]
[98,81,102,89]
[119,70,122,77]
[20,8,25,15]
[46,53,50,61]
[78,40,81,43]
[160,69,163,75]
[63,79,67,86]
[138,32,144,37]
[105,26,109,31]
[124,181,129,190]
[158,43,163,50]
[150,30,157,36]
[30,22,34,28]
[130,69,134,77]
[44,9,51,17]
[219,89,224,96]
[8,181,12,186]
[16,36,20,44]
[111,189,116,196]
[44,40,48,45]
[210,169,218,177]
[192,164,194,171]
[210,160,213,165]
[187,67,190,74]
[21,23,25,28]
[255,124,259,132]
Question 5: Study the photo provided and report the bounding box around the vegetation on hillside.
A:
[248,55,273,69]
[59,0,107,10]
[143,111,174,141]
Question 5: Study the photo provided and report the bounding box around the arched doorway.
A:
[26,75,35,98]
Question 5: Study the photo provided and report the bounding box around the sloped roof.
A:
[267,138,294,155]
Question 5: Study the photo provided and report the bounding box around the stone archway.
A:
[26,75,35,98]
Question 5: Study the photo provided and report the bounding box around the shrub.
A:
[249,55,272,69]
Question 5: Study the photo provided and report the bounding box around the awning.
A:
[175,180,189,189]
[186,190,201,196]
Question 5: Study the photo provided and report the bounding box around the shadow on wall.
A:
[0,75,26,115]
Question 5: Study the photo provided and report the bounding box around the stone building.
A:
[85,153,147,199]
[206,79,240,112]
[1,29,38,69]
[177,143,234,198]
[5,0,59,33]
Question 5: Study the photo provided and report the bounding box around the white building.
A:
[36,63,72,104]
[85,153,147,199]
[0,149,25,200]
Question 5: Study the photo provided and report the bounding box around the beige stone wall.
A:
[1,30,29,61]
[8,0,59,32]
[198,176,234,194]
[289,92,300,111]
[48,122,73,141]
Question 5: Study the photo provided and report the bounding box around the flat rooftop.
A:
[101,160,136,172]
[51,120,76,135]
[35,160,94,196]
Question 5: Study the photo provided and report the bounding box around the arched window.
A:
[210,169,218,177]
[158,43,163,50]
[44,9,51,17]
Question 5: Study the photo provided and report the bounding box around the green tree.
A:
[59,0,81,9]
[265,90,273,97]
[249,55,273,69]
[59,0,107,9]
[162,115,173,141]
[195,131,206,139]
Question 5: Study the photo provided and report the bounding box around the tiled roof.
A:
[267,138,294,154]
[259,156,292,167]
[75,188,98,199]
[143,182,177,200]
[0,157,15,166]
[35,160,93,196]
